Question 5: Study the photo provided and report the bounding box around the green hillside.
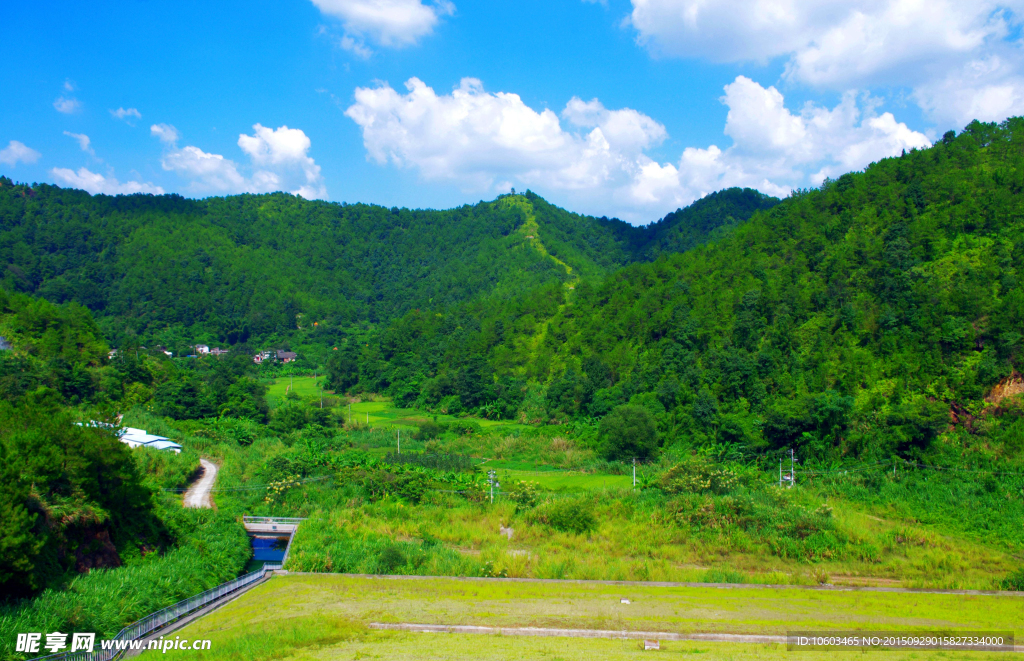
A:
[363,120,1024,464]
[0,181,772,354]
[638,186,779,259]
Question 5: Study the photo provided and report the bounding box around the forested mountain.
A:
[357,120,1024,462]
[4,120,1023,467]
[2,119,1024,605]
[636,187,778,259]
[0,180,772,352]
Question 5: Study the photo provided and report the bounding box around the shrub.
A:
[660,456,738,495]
[438,395,462,415]
[448,419,482,436]
[598,405,658,461]
[414,420,445,440]
[667,490,845,560]
[361,470,430,504]
[378,545,407,573]
[1000,567,1024,591]
[507,480,539,509]
[529,499,596,534]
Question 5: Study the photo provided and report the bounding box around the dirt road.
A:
[183,458,218,508]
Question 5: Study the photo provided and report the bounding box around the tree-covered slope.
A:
[638,187,779,259]
[360,120,1024,462]
[0,180,775,348]
[0,186,621,342]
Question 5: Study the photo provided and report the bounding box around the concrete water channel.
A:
[243,516,304,571]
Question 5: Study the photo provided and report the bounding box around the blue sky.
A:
[2,0,1022,223]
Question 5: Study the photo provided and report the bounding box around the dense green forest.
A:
[2,121,1023,463]
[0,178,773,353]
[355,120,1024,464]
[0,289,250,654]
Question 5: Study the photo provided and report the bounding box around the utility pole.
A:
[488,470,497,504]
[632,458,636,489]
[790,448,796,489]
[779,457,783,488]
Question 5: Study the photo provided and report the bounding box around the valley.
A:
[1,121,1023,661]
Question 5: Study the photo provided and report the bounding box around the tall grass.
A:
[143,615,365,661]
[285,514,478,576]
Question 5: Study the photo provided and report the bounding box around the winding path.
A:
[183,458,218,508]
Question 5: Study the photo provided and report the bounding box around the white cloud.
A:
[913,55,1024,126]
[311,0,454,55]
[50,167,164,195]
[0,140,41,166]
[63,131,95,156]
[628,0,1016,84]
[63,79,76,92]
[626,0,1024,127]
[150,123,181,145]
[111,107,143,124]
[345,76,929,222]
[53,96,82,114]
[161,145,248,193]
[153,123,327,199]
[339,34,374,58]
[237,123,326,198]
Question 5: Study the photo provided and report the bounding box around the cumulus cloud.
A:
[345,76,928,222]
[0,140,41,166]
[345,77,664,192]
[53,96,81,114]
[63,131,95,156]
[913,55,1024,126]
[50,167,164,195]
[111,107,143,124]
[626,0,1024,126]
[311,0,454,56]
[151,123,326,199]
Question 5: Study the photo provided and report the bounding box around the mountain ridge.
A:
[0,179,776,349]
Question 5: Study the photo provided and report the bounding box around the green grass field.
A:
[496,468,633,491]
[269,381,524,429]
[142,574,1024,660]
[265,375,328,408]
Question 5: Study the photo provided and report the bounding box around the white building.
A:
[76,423,182,453]
[117,427,182,453]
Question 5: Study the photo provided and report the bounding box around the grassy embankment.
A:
[125,396,1022,590]
[244,397,1020,589]
[141,574,1024,661]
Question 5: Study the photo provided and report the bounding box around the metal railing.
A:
[242,516,307,525]
[28,564,281,661]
